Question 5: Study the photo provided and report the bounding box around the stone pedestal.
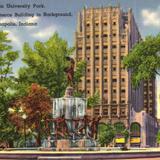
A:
[64,86,74,97]
[56,139,70,151]
[78,139,85,148]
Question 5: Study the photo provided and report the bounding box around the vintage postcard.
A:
[0,0,160,159]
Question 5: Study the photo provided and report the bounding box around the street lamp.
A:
[22,114,27,147]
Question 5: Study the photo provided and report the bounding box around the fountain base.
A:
[56,139,70,151]
[56,138,97,151]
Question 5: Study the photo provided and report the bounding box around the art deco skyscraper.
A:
[75,6,155,128]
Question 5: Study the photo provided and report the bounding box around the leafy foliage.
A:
[114,122,129,141]
[123,34,160,87]
[87,90,100,108]
[18,32,74,97]
[98,123,115,146]
[0,31,19,146]
[9,83,52,146]
[157,129,160,145]
[74,60,86,88]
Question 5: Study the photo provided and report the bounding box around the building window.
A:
[104,68,107,71]
[95,22,99,26]
[120,109,125,116]
[87,79,90,83]
[103,34,108,38]
[103,45,108,49]
[104,56,107,60]
[78,89,82,92]
[121,89,125,93]
[113,33,116,37]
[87,90,90,94]
[122,34,126,39]
[121,78,125,82]
[87,68,90,73]
[103,99,108,104]
[86,35,90,39]
[103,22,107,26]
[95,34,99,38]
[113,22,116,25]
[96,68,99,72]
[95,57,99,60]
[113,89,116,93]
[112,45,116,49]
[104,79,107,82]
[113,67,116,71]
[121,100,125,103]
[96,79,99,83]
[104,89,108,93]
[86,46,90,50]
[113,56,116,60]
[112,100,116,104]
[95,46,99,49]
[111,108,117,116]
[86,23,90,27]
[112,79,117,82]
[121,45,125,49]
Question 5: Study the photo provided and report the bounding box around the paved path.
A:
[1,148,160,159]
[123,158,160,160]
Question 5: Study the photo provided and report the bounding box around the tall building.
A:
[75,6,157,146]
[144,80,156,117]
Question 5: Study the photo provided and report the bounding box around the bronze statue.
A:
[77,115,91,137]
[64,56,75,86]
[45,115,69,140]
[89,116,101,139]
[54,115,69,139]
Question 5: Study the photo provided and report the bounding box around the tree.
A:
[157,129,160,147]
[18,33,79,98]
[0,31,19,146]
[123,34,160,87]
[87,90,100,108]
[114,122,129,142]
[9,83,52,147]
[98,123,115,147]
[73,60,86,89]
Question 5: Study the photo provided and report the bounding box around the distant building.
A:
[75,5,157,147]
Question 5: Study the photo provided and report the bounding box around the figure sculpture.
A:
[64,56,75,86]
[89,116,101,139]
[54,115,69,139]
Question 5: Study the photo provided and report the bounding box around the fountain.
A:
[49,57,100,150]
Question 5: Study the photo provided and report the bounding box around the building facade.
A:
[75,6,157,146]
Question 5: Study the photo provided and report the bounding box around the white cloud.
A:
[26,16,39,23]
[4,29,22,49]
[25,16,40,30]
[0,17,18,23]
[141,7,160,27]
[32,26,58,39]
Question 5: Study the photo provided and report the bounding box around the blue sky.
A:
[1,0,160,117]
[0,0,160,72]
